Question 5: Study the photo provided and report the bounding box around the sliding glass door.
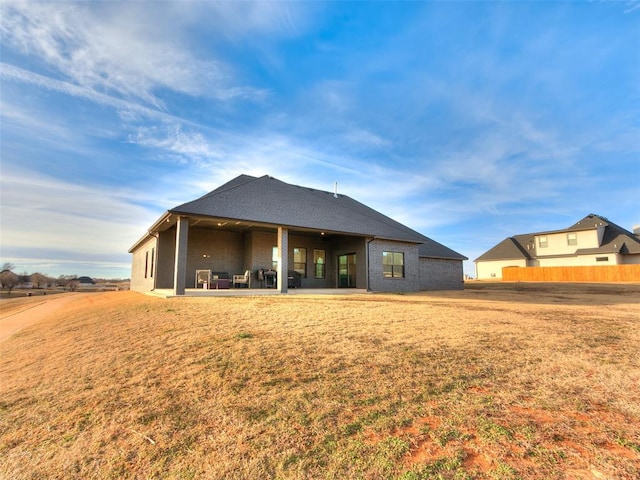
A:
[338,253,356,288]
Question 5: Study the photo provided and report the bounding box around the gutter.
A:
[150,232,159,291]
[366,237,375,292]
[128,211,171,253]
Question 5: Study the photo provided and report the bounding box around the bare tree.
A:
[30,272,48,288]
[58,275,79,291]
[0,270,20,294]
[2,262,15,271]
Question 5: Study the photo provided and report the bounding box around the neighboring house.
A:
[475,214,640,279]
[129,174,467,294]
[0,272,42,290]
[77,276,96,286]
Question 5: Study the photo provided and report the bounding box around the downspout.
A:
[149,231,159,291]
[366,237,375,292]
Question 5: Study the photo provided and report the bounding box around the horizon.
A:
[1,1,639,279]
[0,265,129,282]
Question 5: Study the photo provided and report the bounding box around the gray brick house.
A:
[129,175,466,294]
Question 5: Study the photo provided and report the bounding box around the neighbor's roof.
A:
[585,218,640,255]
[475,214,640,262]
[170,174,430,243]
[474,234,535,262]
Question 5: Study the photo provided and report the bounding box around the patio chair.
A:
[233,270,251,288]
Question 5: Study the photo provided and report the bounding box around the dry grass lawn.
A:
[1,283,639,479]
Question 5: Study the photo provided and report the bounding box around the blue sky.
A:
[1,1,638,279]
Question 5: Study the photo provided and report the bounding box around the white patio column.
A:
[277,226,288,293]
[173,216,189,295]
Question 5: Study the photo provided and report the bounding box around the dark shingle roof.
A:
[596,219,640,255]
[418,237,468,260]
[568,214,640,255]
[171,174,431,243]
[474,234,535,262]
[566,213,609,231]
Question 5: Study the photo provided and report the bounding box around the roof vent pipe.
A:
[334,182,338,198]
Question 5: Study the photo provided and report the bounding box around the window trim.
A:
[382,251,405,278]
[293,247,307,278]
[313,249,325,279]
[538,236,548,248]
[144,251,149,278]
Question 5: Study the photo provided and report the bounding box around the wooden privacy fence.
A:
[502,265,640,283]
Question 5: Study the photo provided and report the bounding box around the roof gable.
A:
[567,213,609,231]
[171,175,430,243]
[475,234,534,262]
[598,222,640,254]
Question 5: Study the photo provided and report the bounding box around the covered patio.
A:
[146,288,369,298]
[144,214,369,295]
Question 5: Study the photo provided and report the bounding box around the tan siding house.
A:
[475,214,640,279]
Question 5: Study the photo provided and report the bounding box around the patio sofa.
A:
[210,272,231,289]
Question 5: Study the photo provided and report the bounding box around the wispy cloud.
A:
[0,1,268,107]
[624,1,640,14]
[0,63,163,118]
[186,1,312,38]
[129,125,225,164]
[0,93,79,147]
[340,128,391,150]
[124,119,437,222]
[0,168,157,257]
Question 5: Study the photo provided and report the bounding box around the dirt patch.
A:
[0,293,89,342]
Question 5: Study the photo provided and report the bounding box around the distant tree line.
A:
[0,263,129,294]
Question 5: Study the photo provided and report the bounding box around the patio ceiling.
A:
[156,213,355,239]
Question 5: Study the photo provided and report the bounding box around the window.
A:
[313,249,325,278]
[272,246,278,269]
[294,247,307,277]
[596,256,609,262]
[150,247,155,278]
[567,233,577,246]
[383,251,404,278]
[538,236,548,248]
[144,251,149,278]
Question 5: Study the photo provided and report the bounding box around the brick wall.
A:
[185,228,245,288]
[136,224,467,293]
[419,258,464,290]
[368,240,420,292]
[130,235,157,292]
[155,228,176,289]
